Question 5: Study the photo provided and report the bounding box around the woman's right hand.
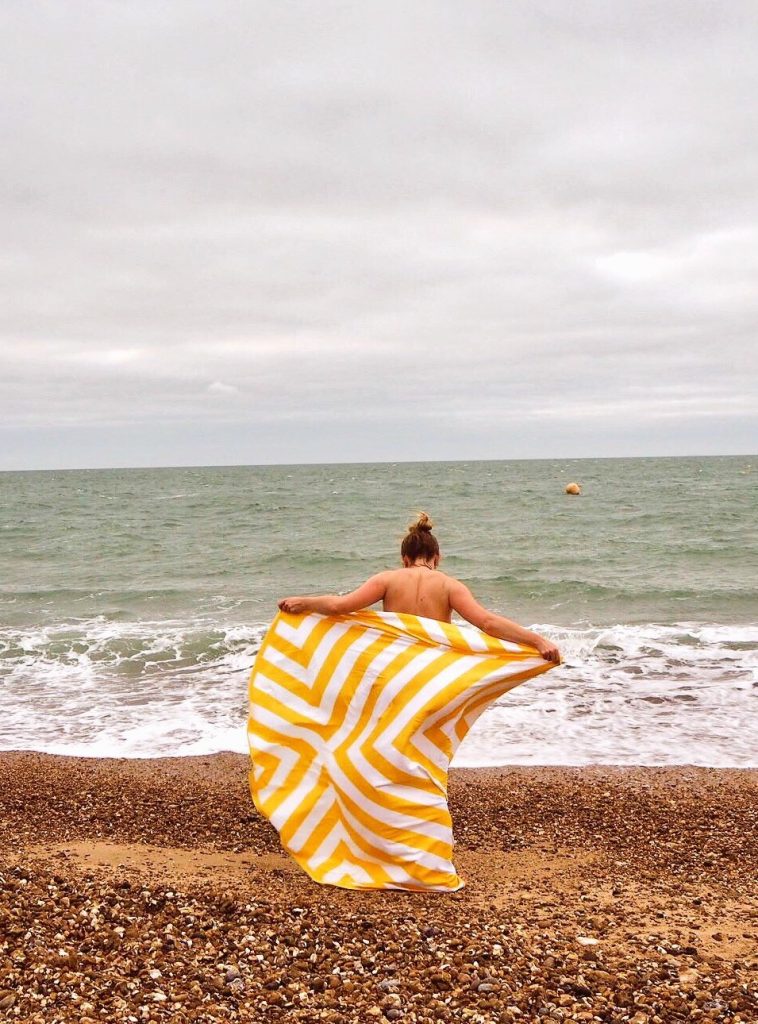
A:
[535,638,561,664]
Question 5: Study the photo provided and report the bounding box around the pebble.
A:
[0,753,756,1024]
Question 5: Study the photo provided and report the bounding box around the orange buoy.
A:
[565,482,581,495]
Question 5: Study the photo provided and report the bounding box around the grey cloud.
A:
[1,1,756,468]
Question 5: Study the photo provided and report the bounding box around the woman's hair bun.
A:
[400,510,440,561]
[409,511,434,533]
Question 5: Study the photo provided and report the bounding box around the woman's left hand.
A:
[278,596,309,614]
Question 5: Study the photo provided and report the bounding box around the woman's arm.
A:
[448,579,561,663]
[278,572,390,616]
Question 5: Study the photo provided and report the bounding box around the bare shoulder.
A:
[439,572,467,593]
[362,569,395,591]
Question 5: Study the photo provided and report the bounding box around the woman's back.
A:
[276,512,560,663]
[381,566,452,621]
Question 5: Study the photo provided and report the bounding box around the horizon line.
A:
[1,451,756,474]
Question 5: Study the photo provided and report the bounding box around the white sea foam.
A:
[0,618,756,766]
[455,622,757,768]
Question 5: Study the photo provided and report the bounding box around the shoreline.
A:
[1,753,756,1022]
[5,748,758,769]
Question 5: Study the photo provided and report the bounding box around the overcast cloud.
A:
[1,0,756,469]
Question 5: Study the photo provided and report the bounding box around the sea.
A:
[1,456,756,767]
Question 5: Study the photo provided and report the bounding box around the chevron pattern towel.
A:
[247,609,556,891]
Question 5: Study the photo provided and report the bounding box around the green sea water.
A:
[2,456,756,628]
[1,456,756,764]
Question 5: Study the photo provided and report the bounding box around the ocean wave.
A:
[0,617,756,765]
[0,616,267,676]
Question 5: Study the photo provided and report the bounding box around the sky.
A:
[1,1,757,470]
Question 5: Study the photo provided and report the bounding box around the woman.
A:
[278,513,561,664]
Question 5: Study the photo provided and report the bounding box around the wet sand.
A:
[0,752,756,1022]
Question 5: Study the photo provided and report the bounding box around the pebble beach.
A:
[1,753,756,1023]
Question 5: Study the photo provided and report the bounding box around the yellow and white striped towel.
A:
[248,609,556,891]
